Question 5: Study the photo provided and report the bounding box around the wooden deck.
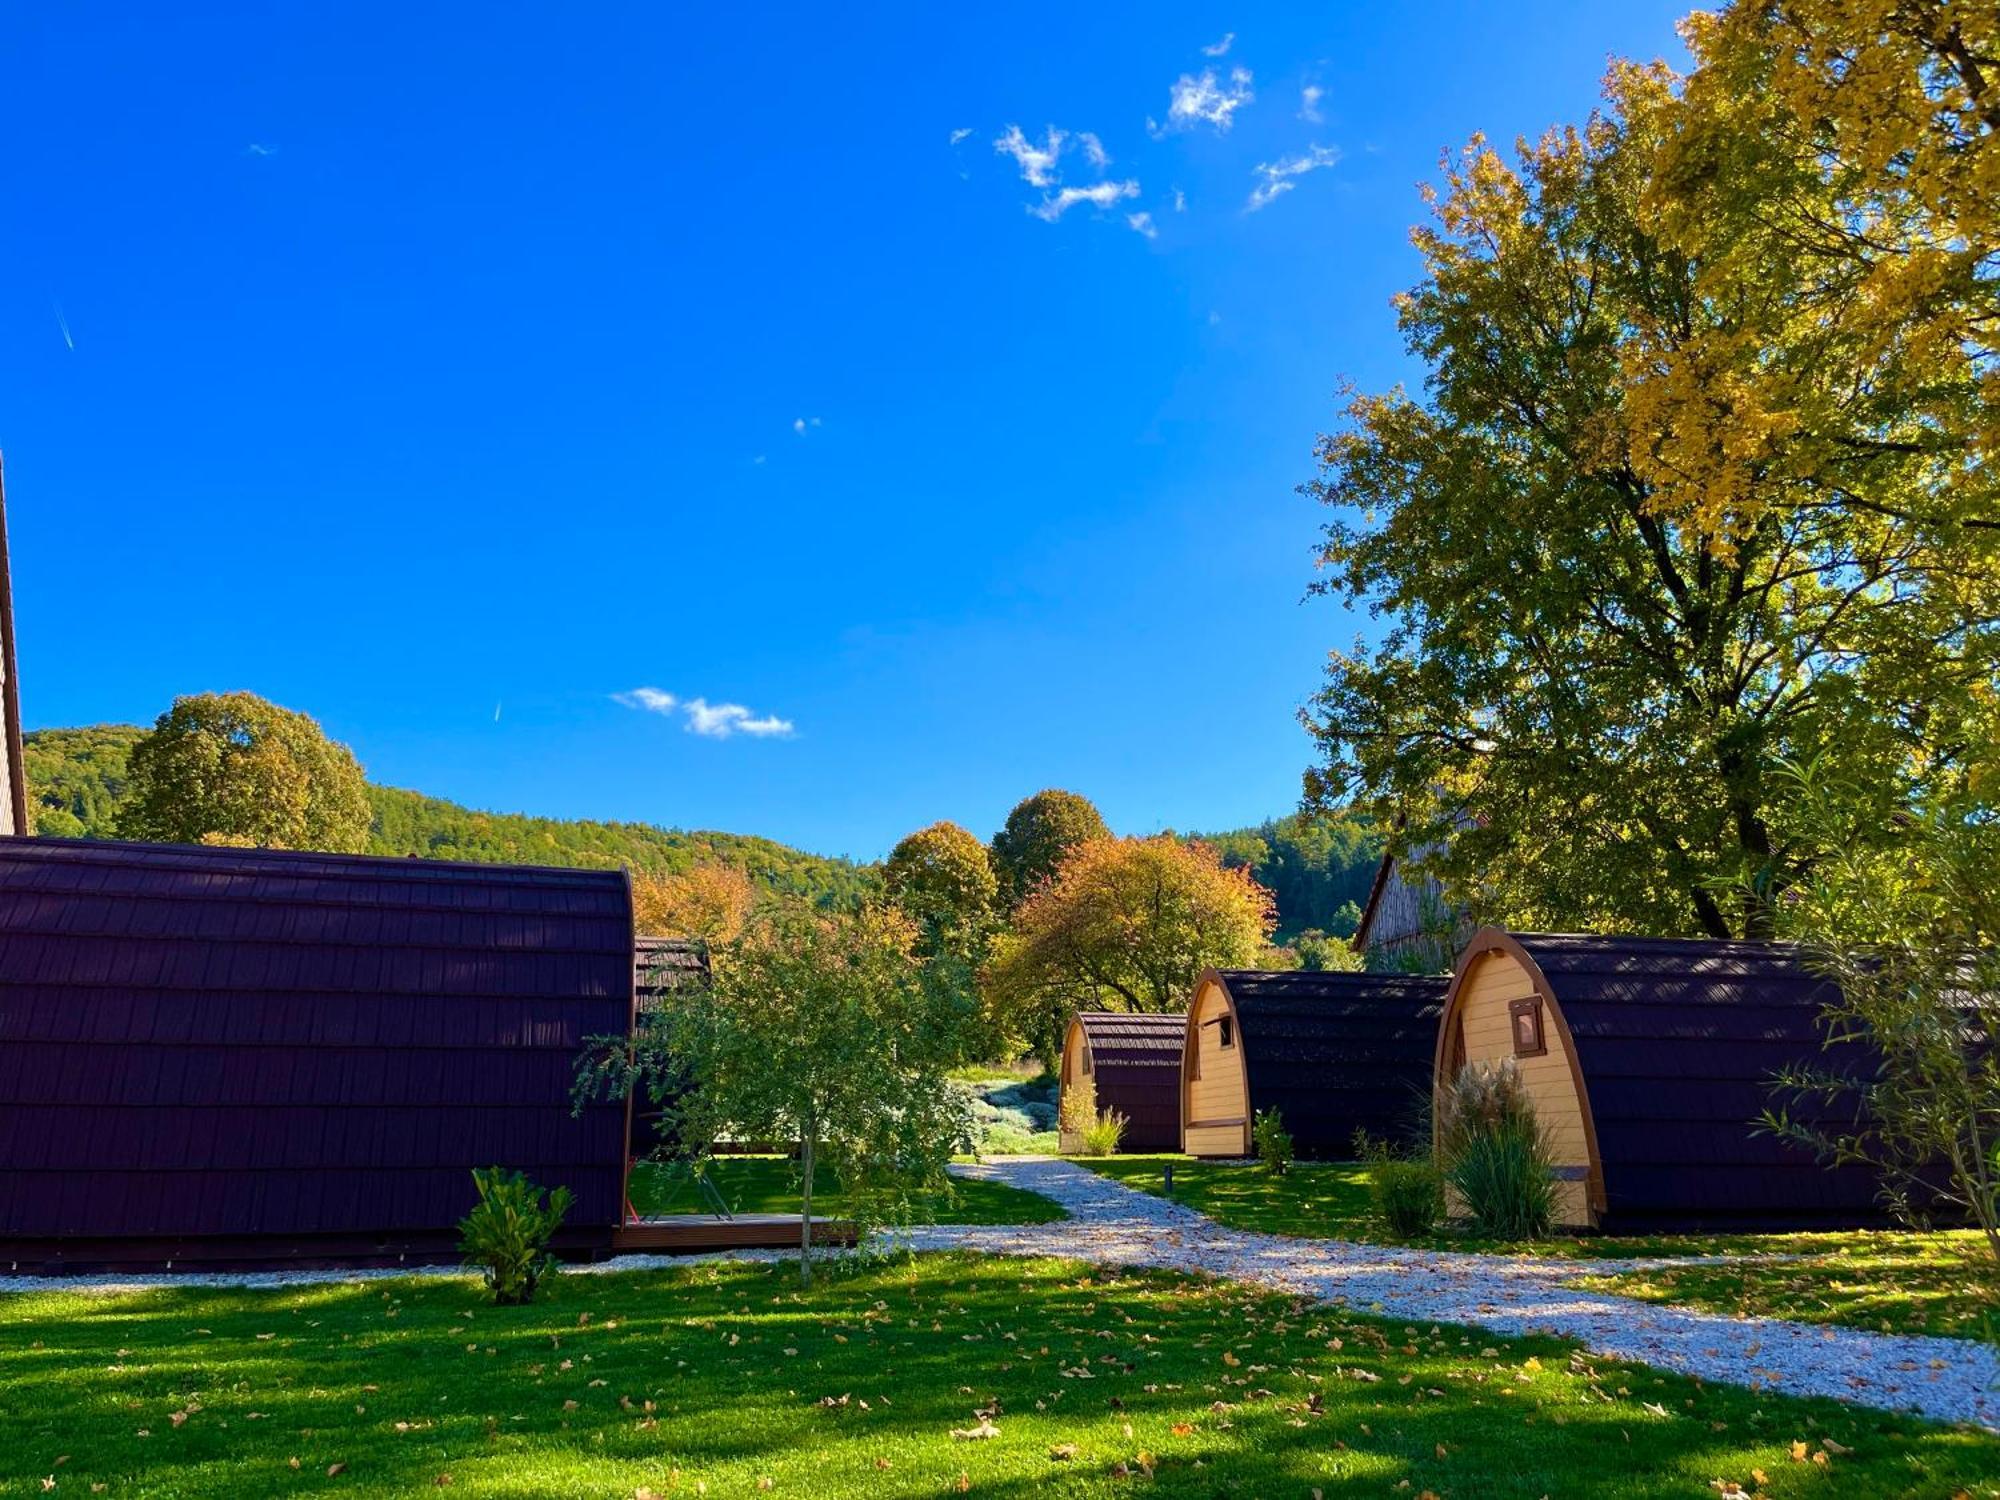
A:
[611,1214,858,1254]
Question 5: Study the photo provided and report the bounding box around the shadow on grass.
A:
[2,1253,1994,1498]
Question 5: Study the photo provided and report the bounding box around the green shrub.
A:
[1350,1127,1395,1165]
[1058,1074,1099,1145]
[1438,1061,1557,1239]
[1253,1108,1293,1176]
[1371,1160,1445,1238]
[1077,1106,1128,1157]
[458,1167,573,1305]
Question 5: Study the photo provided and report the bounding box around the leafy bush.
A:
[1438,1061,1557,1239]
[1350,1127,1395,1165]
[458,1167,573,1305]
[1058,1074,1098,1145]
[1253,1108,1294,1176]
[1371,1160,1445,1238]
[1077,1106,1128,1157]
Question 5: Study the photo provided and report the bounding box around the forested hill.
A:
[24,725,1379,935]
[1195,813,1381,941]
[23,725,879,908]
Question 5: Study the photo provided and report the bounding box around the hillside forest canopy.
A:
[24,721,1383,944]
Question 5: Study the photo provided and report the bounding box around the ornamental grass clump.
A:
[1078,1105,1128,1157]
[1371,1159,1446,1238]
[1438,1060,1557,1240]
[458,1166,572,1305]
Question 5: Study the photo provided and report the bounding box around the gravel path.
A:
[5,1156,1993,1430]
[916,1157,2000,1431]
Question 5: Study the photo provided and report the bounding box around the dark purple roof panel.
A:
[0,837,634,1243]
[1507,933,1885,1227]
[1212,969,1448,1159]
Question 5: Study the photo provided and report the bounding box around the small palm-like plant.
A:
[458,1167,573,1305]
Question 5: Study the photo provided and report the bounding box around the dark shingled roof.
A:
[0,837,635,1265]
[635,936,711,1009]
[1074,1010,1184,1068]
[1072,1010,1184,1151]
[1494,932,1884,1228]
[1208,969,1448,1159]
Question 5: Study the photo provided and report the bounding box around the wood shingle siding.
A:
[1181,969,1447,1160]
[0,838,636,1270]
[1436,930,1889,1232]
[1059,1011,1184,1152]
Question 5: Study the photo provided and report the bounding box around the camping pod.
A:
[0,837,637,1271]
[1059,1011,1184,1152]
[1436,930,1885,1232]
[1182,969,1448,1159]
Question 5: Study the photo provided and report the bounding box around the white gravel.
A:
[919,1157,2000,1431]
[4,1155,1994,1432]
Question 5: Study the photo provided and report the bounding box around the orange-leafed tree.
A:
[982,835,1276,1068]
[630,862,755,945]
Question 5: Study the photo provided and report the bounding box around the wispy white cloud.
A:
[612,687,678,714]
[1127,211,1158,240]
[245,142,276,157]
[615,688,796,739]
[793,416,822,435]
[1172,187,1187,213]
[1298,84,1324,123]
[1201,32,1235,56]
[683,698,795,739]
[949,126,973,145]
[994,124,1067,187]
[1078,131,1110,168]
[1153,66,1254,135]
[1246,144,1340,211]
[1030,179,1140,222]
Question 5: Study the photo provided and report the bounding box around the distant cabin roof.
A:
[1461,931,1882,1223]
[635,935,711,1008]
[1072,1010,1184,1074]
[0,836,635,1248]
[1203,968,1449,1152]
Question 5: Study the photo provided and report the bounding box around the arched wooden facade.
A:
[1181,969,1448,1159]
[1059,1011,1184,1152]
[0,837,638,1271]
[1435,930,1886,1231]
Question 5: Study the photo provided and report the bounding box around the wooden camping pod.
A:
[1434,929,1888,1232]
[0,837,639,1271]
[1059,1011,1184,1152]
[1181,969,1448,1159]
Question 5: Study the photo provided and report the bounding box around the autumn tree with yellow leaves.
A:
[630,862,756,945]
[1304,2,1998,940]
[982,836,1275,1068]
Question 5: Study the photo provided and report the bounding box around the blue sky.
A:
[4,2,1688,861]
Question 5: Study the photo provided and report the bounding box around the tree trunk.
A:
[797,1125,815,1289]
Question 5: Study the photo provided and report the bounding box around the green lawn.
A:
[1082,1155,2000,1341]
[1569,1238,2000,1342]
[4,1253,1995,1498]
[629,1156,1065,1225]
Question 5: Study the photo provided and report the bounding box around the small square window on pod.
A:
[1509,997,1546,1057]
